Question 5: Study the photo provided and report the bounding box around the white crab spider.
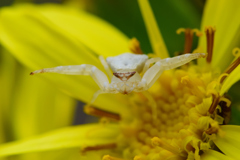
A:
[30,53,205,103]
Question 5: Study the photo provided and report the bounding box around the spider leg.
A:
[141,61,164,89]
[158,53,205,70]
[30,64,110,92]
[90,90,105,104]
[99,55,112,79]
[142,57,161,74]
[140,53,205,89]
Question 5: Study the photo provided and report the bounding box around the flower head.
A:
[0,0,240,160]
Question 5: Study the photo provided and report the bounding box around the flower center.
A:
[118,66,222,160]
[81,28,240,160]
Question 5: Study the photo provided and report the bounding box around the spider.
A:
[30,52,205,103]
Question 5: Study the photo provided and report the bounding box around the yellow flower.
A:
[0,0,240,160]
[0,22,76,160]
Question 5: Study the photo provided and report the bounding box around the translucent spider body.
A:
[31,53,205,103]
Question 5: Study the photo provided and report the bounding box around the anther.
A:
[129,38,143,54]
[218,96,231,124]
[220,48,240,83]
[233,48,240,57]
[219,97,231,108]
[218,73,229,84]
[177,28,202,54]
[205,120,222,135]
[82,143,117,153]
[224,57,240,74]
[205,26,216,63]
[192,29,203,37]
[84,105,121,121]
[102,155,124,160]
[151,137,180,155]
[208,93,220,114]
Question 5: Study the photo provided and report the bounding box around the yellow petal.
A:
[137,0,169,58]
[11,68,76,139]
[220,65,240,95]
[37,4,130,57]
[0,4,130,114]
[213,125,240,159]
[0,123,120,157]
[0,49,77,159]
[0,49,17,144]
[201,150,234,160]
[198,0,240,70]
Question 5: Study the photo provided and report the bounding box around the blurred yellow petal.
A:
[201,150,234,160]
[0,123,119,157]
[213,125,240,159]
[0,48,17,144]
[37,5,130,57]
[0,4,130,114]
[198,0,240,70]
[0,49,77,160]
[11,68,76,139]
[138,0,169,58]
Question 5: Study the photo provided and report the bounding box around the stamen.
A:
[208,92,220,114]
[218,73,229,84]
[205,26,216,63]
[102,155,124,160]
[218,96,231,124]
[176,28,186,34]
[220,48,240,83]
[177,28,202,54]
[192,29,203,37]
[82,143,117,153]
[205,120,224,136]
[151,137,181,155]
[184,29,193,54]
[219,97,231,107]
[232,48,240,57]
[84,105,121,121]
[129,38,143,54]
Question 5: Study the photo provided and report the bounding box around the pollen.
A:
[115,64,227,160]
[82,27,237,160]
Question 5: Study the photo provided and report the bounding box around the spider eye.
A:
[113,72,136,81]
[129,72,136,77]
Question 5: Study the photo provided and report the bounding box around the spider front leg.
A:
[142,57,161,74]
[158,53,205,70]
[99,55,112,79]
[30,64,111,103]
[140,53,206,89]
